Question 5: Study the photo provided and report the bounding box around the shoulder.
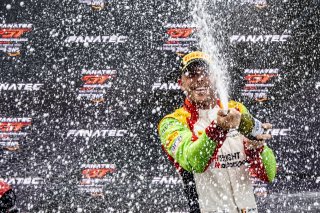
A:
[228,100,249,114]
[158,107,190,132]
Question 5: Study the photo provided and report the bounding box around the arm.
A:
[245,144,277,182]
[261,146,277,182]
[158,118,227,173]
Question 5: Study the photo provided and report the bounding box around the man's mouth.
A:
[194,87,209,93]
[194,87,209,95]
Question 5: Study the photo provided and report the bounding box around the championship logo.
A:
[0,117,32,151]
[78,163,116,197]
[241,68,281,102]
[78,0,108,11]
[77,68,117,103]
[0,24,32,56]
[157,24,198,55]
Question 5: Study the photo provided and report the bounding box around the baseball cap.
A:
[179,51,211,74]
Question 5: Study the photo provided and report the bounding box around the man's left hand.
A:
[244,123,272,150]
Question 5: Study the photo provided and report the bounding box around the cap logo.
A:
[182,51,210,65]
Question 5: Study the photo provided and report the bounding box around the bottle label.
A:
[251,118,264,137]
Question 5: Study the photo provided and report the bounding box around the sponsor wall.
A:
[0,0,319,212]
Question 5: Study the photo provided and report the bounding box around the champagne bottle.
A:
[238,113,264,140]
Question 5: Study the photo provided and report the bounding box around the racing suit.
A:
[158,99,277,213]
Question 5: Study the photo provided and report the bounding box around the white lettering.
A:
[67,129,128,138]
[230,35,291,43]
[0,24,32,28]
[0,83,43,91]
[152,82,180,91]
[81,69,116,75]
[80,164,116,169]
[0,117,31,122]
[65,35,128,43]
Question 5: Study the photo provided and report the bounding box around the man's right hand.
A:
[217,108,241,130]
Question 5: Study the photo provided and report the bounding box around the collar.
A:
[183,98,222,114]
[183,98,222,132]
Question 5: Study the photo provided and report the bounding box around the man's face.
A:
[180,65,216,105]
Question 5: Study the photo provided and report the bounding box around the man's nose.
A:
[196,74,205,82]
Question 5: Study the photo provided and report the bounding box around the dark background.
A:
[0,0,319,212]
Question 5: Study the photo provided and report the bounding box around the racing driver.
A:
[158,51,277,213]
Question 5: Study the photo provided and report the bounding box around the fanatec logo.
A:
[266,128,290,136]
[230,35,291,43]
[65,35,127,43]
[152,82,180,91]
[67,129,128,138]
[151,176,182,186]
[0,177,44,185]
[0,83,43,91]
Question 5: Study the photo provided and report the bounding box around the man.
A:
[158,51,277,213]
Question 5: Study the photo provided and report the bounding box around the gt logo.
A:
[166,28,195,38]
[82,168,113,178]
[0,28,31,43]
[82,75,114,85]
[244,74,277,84]
[0,122,31,132]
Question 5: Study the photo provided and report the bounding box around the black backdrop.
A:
[0,0,319,212]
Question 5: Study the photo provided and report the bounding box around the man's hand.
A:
[217,108,241,130]
[245,123,272,150]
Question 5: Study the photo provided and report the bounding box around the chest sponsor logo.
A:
[214,152,247,168]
